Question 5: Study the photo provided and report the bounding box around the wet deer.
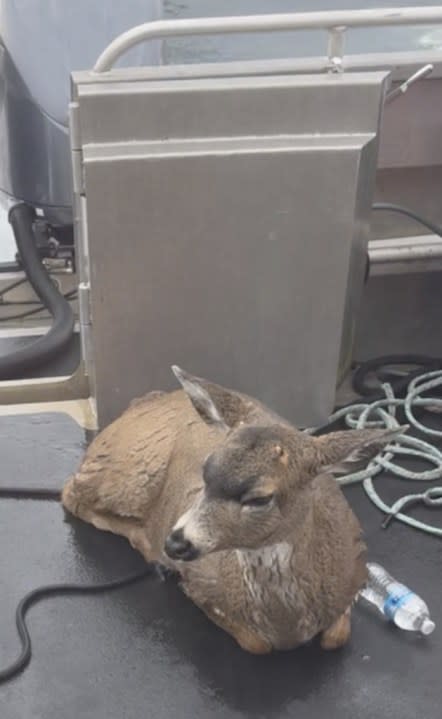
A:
[62,366,402,654]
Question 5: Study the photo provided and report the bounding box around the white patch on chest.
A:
[259,542,292,569]
[236,542,296,607]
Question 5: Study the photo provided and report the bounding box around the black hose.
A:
[347,204,442,404]
[0,204,74,379]
[0,568,154,685]
[352,354,442,398]
[317,204,442,427]
[372,203,442,238]
[310,354,442,436]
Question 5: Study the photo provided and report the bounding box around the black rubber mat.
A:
[0,413,441,719]
[0,414,86,493]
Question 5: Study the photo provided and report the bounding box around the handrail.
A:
[94,7,442,72]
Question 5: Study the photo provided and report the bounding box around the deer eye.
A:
[241,494,274,509]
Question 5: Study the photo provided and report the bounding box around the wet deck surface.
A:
[0,413,441,719]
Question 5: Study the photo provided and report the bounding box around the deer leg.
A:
[320,607,351,650]
[201,604,272,654]
[62,475,153,561]
[64,498,152,563]
[86,511,152,562]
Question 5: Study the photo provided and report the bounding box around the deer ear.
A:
[172,366,247,429]
[315,426,408,476]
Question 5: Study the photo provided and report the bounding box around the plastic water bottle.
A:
[359,562,435,635]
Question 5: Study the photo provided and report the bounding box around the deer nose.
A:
[164,528,199,561]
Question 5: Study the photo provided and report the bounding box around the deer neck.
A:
[235,502,314,608]
[236,541,296,607]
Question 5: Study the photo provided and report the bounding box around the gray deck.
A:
[0,411,441,719]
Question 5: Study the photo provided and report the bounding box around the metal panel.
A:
[76,73,385,143]
[378,78,442,168]
[73,51,442,170]
[75,71,386,427]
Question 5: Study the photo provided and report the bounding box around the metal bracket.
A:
[327,26,346,73]
[78,281,92,326]
[385,63,434,102]
[69,102,85,195]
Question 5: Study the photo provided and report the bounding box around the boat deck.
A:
[0,407,441,719]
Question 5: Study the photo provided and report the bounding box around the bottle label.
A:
[383,586,414,620]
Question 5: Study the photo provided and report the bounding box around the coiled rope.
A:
[312,371,442,536]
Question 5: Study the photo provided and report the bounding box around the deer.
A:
[62,366,402,654]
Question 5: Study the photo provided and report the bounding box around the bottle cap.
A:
[420,617,435,636]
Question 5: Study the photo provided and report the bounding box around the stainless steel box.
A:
[72,67,387,427]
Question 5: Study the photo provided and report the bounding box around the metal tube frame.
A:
[94,7,442,73]
[369,234,442,274]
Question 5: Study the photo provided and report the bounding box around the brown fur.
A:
[62,368,402,653]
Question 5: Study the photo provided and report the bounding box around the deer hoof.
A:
[320,609,351,650]
[235,628,273,655]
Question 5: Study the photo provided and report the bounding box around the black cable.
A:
[0,275,76,321]
[0,567,154,685]
[0,277,76,309]
[0,485,176,684]
[0,487,61,500]
[0,205,160,685]
[1,294,74,307]
[372,202,442,238]
[2,300,49,306]
[0,204,74,379]
[0,290,77,322]
[0,276,28,296]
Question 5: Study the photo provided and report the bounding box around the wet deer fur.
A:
[62,367,402,654]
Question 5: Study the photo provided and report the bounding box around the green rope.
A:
[317,372,442,536]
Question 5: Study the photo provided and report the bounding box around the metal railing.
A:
[94,6,442,73]
[369,234,442,274]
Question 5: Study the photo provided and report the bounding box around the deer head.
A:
[164,367,404,562]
